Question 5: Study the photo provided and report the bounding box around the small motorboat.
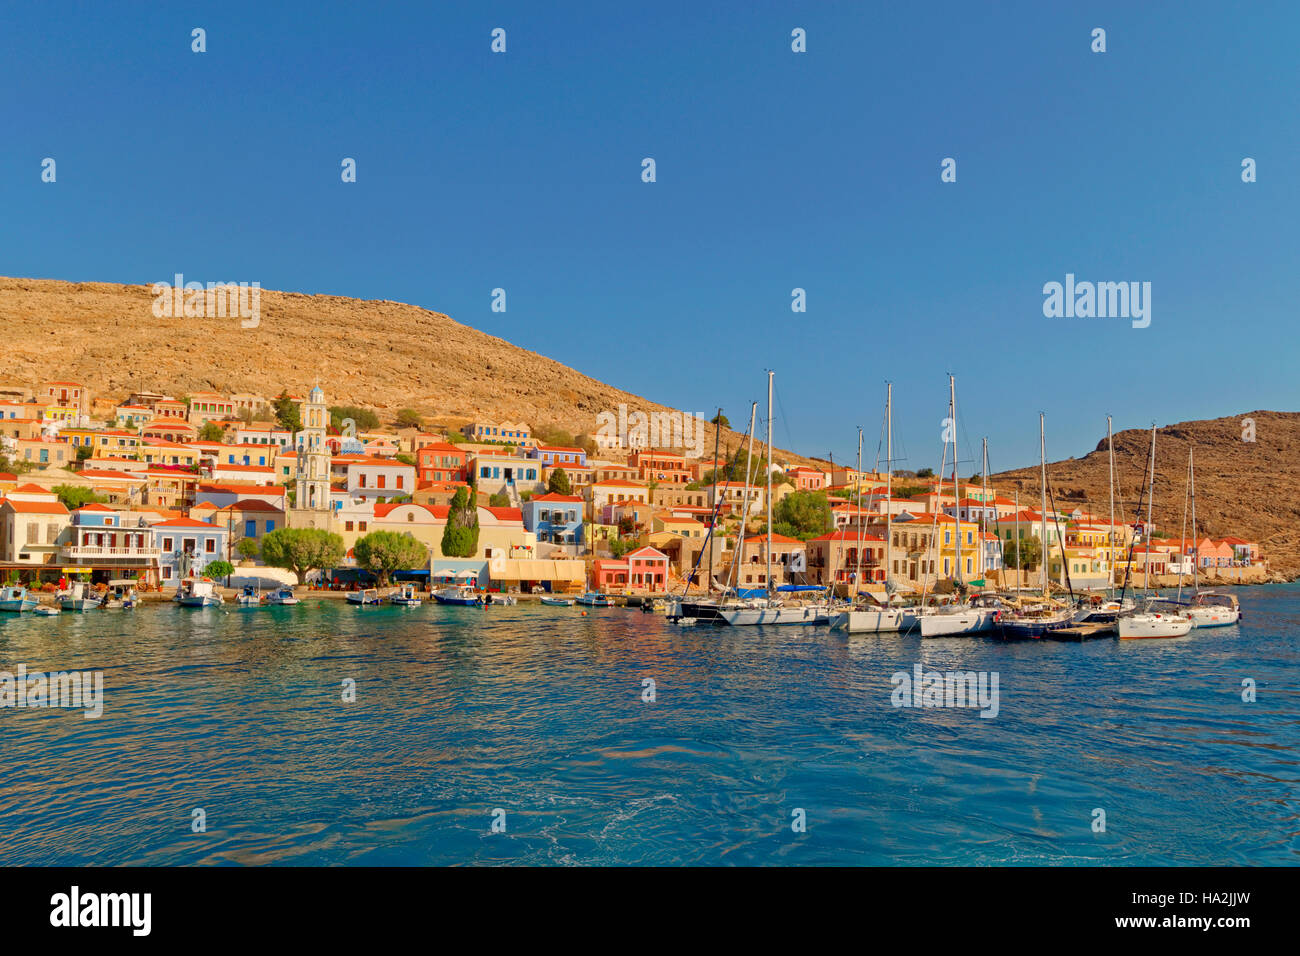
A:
[674,616,699,627]
[433,585,481,606]
[34,605,60,616]
[482,592,516,605]
[175,577,224,607]
[0,586,39,613]
[346,588,382,606]
[540,595,574,607]
[236,585,265,607]
[266,587,299,606]
[575,591,614,607]
[101,584,138,609]
[58,581,103,612]
[387,584,422,606]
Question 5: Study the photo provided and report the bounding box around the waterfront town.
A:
[0,379,1266,601]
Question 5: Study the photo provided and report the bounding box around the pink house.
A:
[785,466,828,491]
[1195,538,1234,569]
[593,546,669,592]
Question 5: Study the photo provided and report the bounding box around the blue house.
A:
[522,493,584,550]
[528,444,587,469]
[153,517,230,583]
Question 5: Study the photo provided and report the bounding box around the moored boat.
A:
[174,577,224,607]
[0,586,40,613]
[575,591,614,607]
[57,581,103,612]
[540,595,575,607]
[387,583,422,606]
[920,594,1004,637]
[1185,592,1241,628]
[433,585,481,606]
[266,587,299,605]
[346,588,382,605]
[1117,603,1193,639]
[720,602,831,626]
[236,585,265,606]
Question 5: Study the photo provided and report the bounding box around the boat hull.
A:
[1186,607,1240,628]
[540,597,574,607]
[920,608,996,637]
[830,607,916,633]
[996,616,1074,640]
[1117,614,1193,639]
[721,605,830,626]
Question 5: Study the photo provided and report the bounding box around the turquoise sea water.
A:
[0,586,1296,866]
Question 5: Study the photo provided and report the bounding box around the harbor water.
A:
[1,585,1296,865]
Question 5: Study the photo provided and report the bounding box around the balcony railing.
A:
[61,545,161,559]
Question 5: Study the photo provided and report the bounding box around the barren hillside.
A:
[0,276,792,462]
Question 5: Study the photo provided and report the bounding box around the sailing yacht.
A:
[1115,425,1193,639]
[722,371,831,626]
[1178,448,1241,629]
[831,383,920,633]
[1186,592,1241,627]
[996,414,1074,639]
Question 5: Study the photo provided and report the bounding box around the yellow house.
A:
[652,514,706,538]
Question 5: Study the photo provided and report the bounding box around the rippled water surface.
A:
[1,586,1297,865]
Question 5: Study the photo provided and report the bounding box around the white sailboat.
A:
[919,377,998,637]
[1180,447,1241,628]
[1117,425,1192,639]
[723,371,831,626]
[832,383,920,633]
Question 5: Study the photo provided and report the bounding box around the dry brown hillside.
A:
[992,411,1300,578]
[0,276,801,464]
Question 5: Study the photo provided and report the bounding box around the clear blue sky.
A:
[3,1,1296,472]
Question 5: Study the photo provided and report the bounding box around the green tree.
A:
[259,527,345,584]
[236,538,261,561]
[204,560,235,584]
[441,487,480,557]
[534,424,576,448]
[710,412,730,430]
[52,485,107,509]
[547,467,572,496]
[395,452,416,466]
[74,445,94,463]
[771,490,832,540]
[329,406,380,430]
[1002,535,1042,571]
[273,391,301,432]
[198,422,225,442]
[916,468,934,479]
[353,530,428,586]
[394,408,423,429]
[488,490,511,508]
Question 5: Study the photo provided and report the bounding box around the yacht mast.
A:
[981,437,989,580]
[885,383,892,592]
[1145,425,1156,593]
[1040,413,1048,597]
[1190,446,1199,595]
[765,371,774,602]
[854,426,863,593]
[1107,415,1115,595]
[950,375,961,584]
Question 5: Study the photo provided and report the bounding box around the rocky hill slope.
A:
[0,276,780,461]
